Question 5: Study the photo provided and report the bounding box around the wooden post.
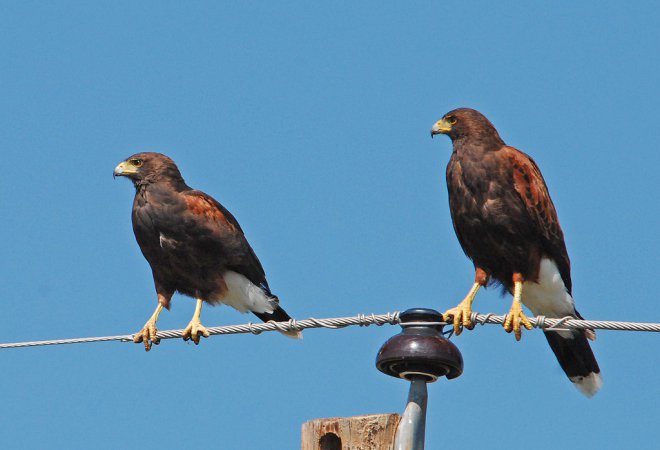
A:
[302,414,401,450]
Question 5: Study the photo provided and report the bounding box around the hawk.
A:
[431,108,601,396]
[114,152,301,351]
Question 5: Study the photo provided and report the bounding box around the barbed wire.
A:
[0,311,657,350]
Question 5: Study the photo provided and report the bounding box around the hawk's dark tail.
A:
[544,330,601,397]
[253,305,303,339]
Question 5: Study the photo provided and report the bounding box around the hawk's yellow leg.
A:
[443,282,481,335]
[182,298,210,345]
[134,304,164,351]
[503,279,533,341]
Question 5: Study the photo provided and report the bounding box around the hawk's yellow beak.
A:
[430,118,452,137]
[113,161,137,178]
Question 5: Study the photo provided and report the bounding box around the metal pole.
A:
[393,376,428,450]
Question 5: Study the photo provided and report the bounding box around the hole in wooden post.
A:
[319,432,342,450]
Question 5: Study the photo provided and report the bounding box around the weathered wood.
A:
[302,414,401,450]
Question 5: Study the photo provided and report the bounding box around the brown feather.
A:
[117,152,295,324]
[502,146,572,293]
[433,108,599,392]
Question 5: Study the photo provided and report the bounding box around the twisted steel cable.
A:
[0,311,657,349]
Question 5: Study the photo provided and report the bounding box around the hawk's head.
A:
[431,108,502,145]
[114,152,184,186]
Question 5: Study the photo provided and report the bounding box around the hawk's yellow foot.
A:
[503,280,533,341]
[442,282,481,335]
[442,301,474,336]
[133,304,164,351]
[182,320,210,344]
[182,299,210,345]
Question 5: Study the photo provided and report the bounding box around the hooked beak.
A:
[113,161,136,178]
[430,118,452,138]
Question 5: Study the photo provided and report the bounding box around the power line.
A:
[0,311,657,350]
[469,312,660,333]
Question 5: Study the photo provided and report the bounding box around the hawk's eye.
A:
[447,116,457,125]
[130,159,143,167]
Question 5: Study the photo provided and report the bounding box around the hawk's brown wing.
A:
[181,190,271,292]
[501,146,572,293]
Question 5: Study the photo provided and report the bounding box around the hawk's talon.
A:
[443,303,474,336]
[182,320,210,345]
[503,305,533,341]
[133,321,160,352]
[442,281,481,336]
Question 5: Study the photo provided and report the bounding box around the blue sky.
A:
[1,1,658,449]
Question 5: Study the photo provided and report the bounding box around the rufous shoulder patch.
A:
[183,194,235,230]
